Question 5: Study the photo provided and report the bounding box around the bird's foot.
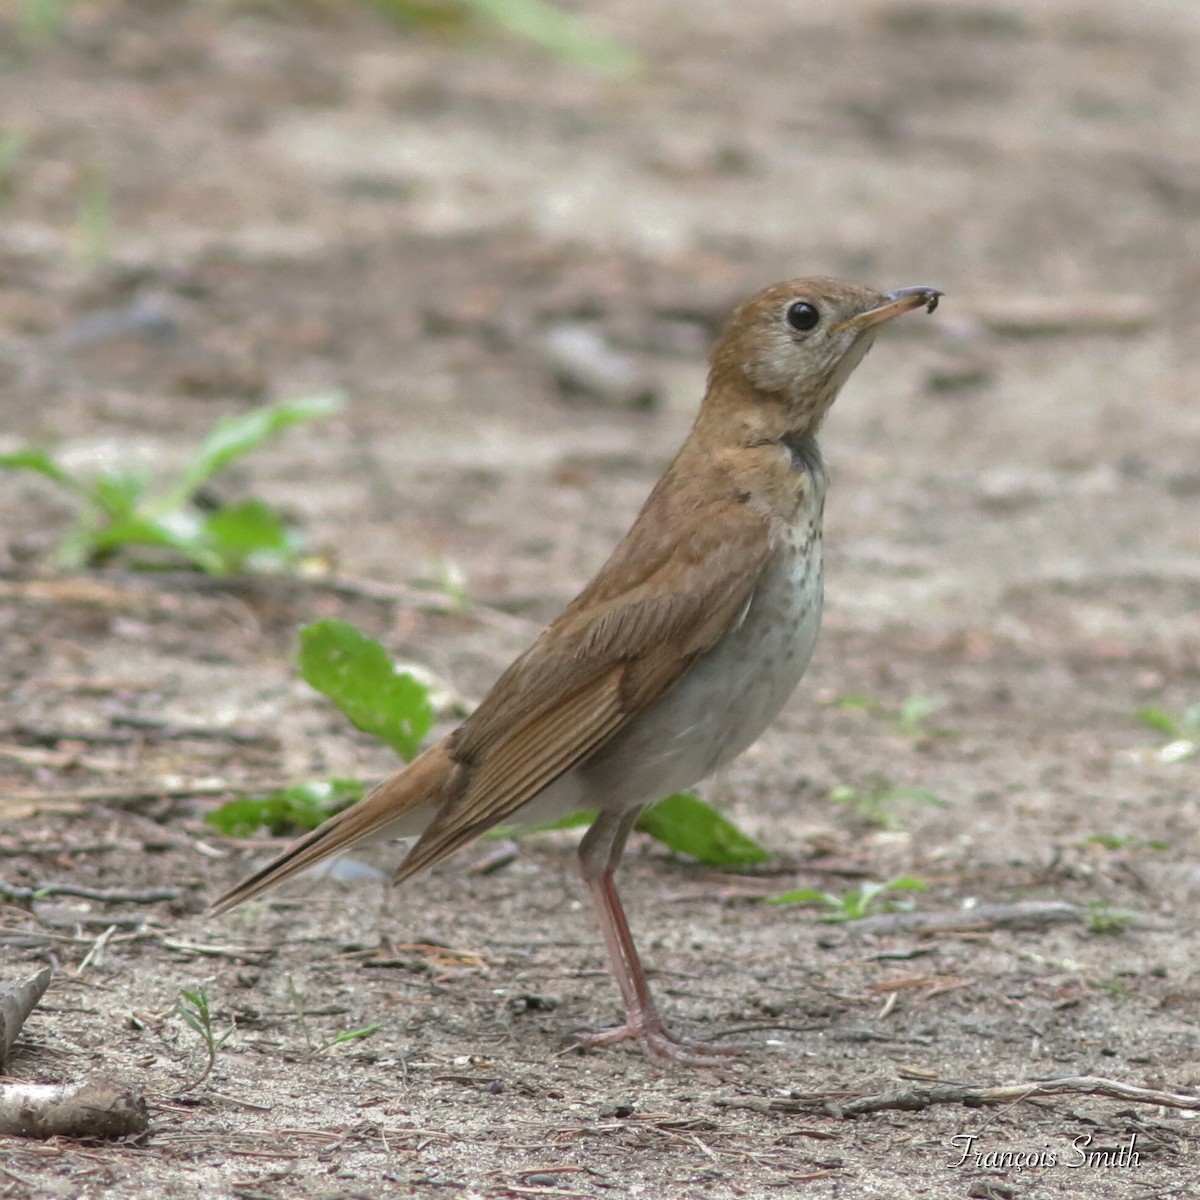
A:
[573,1016,743,1066]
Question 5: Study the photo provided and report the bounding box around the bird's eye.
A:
[785,301,820,332]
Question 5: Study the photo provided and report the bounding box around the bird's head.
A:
[705,277,941,440]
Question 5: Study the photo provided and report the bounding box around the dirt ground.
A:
[2,0,1199,1196]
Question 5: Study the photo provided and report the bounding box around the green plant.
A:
[765,876,926,922]
[1136,705,1199,764]
[829,779,946,830]
[0,393,341,573]
[176,985,234,1090]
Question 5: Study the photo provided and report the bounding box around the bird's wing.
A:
[394,491,773,879]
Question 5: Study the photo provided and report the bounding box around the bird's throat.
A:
[779,430,825,483]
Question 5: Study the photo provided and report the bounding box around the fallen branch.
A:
[717,1075,1200,1119]
[841,901,1169,937]
[0,1078,149,1139]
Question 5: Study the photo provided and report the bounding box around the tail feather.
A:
[210,742,456,913]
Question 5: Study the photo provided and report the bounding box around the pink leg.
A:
[575,808,741,1065]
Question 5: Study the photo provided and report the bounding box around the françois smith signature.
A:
[949,1133,1140,1171]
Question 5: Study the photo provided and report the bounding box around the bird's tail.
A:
[210,742,456,913]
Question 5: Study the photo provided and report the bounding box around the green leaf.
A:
[164,393,342,510]
[0,449,76,489]
[634,792,769,866]
[299,620,434,760]
[201,499,298,572]
[206,778,365,838]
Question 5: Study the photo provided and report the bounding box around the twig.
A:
[1,718,276,747]
[157,936,277,962]
[307,574,540,636]
[74,924,119,975]
[0,880,181,906]
[717,1075,1200,1119]
[37,568,542,636]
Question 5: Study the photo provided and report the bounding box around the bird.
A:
[212,276,942,1064]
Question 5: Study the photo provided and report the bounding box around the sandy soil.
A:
[2,1,1199,1196]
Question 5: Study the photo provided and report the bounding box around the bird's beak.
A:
[835,286,942,334]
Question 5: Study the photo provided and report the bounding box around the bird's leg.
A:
[575,808,740,1065]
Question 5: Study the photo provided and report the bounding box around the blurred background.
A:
[2,1,1197,631]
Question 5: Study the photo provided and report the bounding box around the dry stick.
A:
[841,901,1171,936]
[156,936,277,962]
[29,568,543,636]
[717,1075,1200,1119]
[1,719,276,747]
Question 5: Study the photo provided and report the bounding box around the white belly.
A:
[566,513,824,814]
